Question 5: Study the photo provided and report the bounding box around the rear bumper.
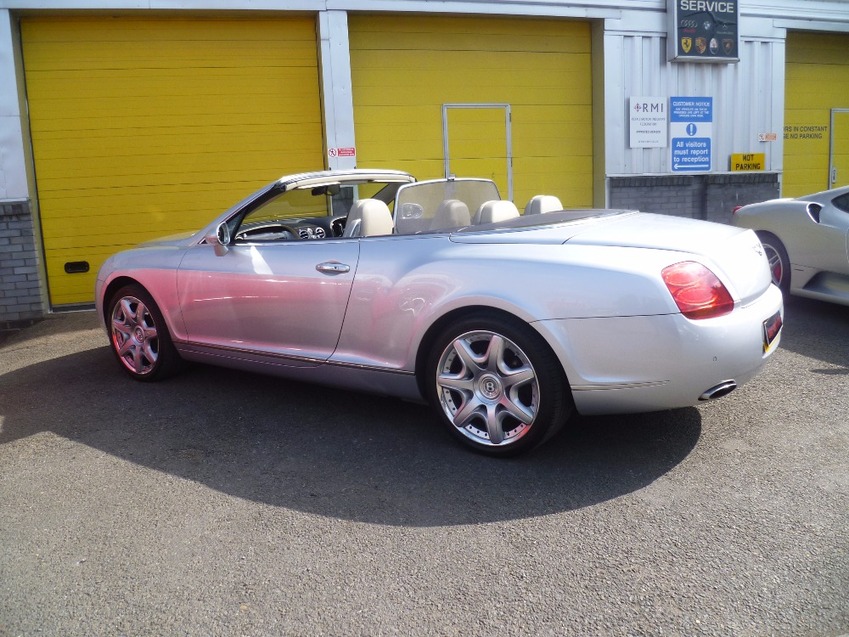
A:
[534,284,783,416]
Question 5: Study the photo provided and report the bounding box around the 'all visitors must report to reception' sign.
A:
[670,97,713,172]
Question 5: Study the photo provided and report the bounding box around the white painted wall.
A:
[0,10,27,201]
[603,10,788,176]
[318,10,356,171]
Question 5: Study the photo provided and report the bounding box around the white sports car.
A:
[732,185,849,306]
[96,169,783,456]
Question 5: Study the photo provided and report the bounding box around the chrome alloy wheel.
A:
[755,232,790,294]
[435,330,540,447]
[110,295,160,376]
[763,243,784,287]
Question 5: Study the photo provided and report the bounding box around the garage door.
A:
[21,15,324,307]
[784,32,849,197]
[348,14,593,211]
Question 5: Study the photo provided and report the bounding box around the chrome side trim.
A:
[176,341,415,376]
[571,380,670,392]
[178,341,321,365]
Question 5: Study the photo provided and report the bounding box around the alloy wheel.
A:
[110,295,160,376]
[435,329,539,447]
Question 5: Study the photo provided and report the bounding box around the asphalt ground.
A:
[0,298,847,636]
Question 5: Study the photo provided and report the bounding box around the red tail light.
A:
[662,261,734,319]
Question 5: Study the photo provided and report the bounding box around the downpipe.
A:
[699,380,737,401]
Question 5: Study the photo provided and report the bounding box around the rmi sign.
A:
[629,97,668,148]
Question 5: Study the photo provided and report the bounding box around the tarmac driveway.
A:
[0,299,847,636]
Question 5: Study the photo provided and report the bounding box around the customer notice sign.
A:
[670,97,713,172]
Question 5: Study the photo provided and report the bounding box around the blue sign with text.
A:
[670,97,713,172]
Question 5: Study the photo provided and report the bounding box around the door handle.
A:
[316,261,351,274]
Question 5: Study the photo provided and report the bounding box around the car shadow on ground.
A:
[0,344,701,527]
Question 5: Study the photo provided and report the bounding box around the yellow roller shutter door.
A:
[349,15,593,210]
[21,16,323,307]
[784,32,849,196]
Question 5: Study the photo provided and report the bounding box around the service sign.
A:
[668,0,739,63]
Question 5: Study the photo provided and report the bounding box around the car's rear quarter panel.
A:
[332,236,682,372]
[333,223,781,415]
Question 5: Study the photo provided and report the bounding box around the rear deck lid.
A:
[453,210,773,304]
[566,212,773,304]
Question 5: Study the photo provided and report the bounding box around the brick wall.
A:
[1,200,45,329]
[704,174,783,225]
[609,173,780,224]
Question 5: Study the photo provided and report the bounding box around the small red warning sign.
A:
[328,147,356,158]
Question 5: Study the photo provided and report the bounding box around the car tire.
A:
[756,232,791,294]
[107,284,182,382]
[425,313,573,457]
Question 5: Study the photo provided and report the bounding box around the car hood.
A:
[136,231,199,248]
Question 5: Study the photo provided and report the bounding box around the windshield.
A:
[225,179,408,239]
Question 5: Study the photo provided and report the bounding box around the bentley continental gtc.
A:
[96,169,783,456]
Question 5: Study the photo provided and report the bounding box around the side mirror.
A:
[205,222,231,257]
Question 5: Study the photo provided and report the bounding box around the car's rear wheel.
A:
[756,232,791,294]
[107,284,182,381]
[425,314,573,456]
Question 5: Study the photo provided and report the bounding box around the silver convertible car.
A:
[732,185,849,306]
[96,169,783,456]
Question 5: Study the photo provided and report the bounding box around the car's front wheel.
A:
[107,284,182,381]
[756,232,791,294]
[425,314,573,456]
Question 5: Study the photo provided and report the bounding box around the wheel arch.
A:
[101,275,186,343]
[101,276,142,324]
[754,230,788,260]
[754,229,785,248]
[754,230,792,292]
[413,305,571,399]
[102,277,184,381]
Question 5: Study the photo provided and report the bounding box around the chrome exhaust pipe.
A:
[699,380,737,401]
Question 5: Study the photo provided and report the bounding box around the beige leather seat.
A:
[524,195,563,215]
[473,200,520,225]
[344,199,394,237]
[429,199,471,231]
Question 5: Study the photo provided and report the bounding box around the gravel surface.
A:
[0,299,847,636]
